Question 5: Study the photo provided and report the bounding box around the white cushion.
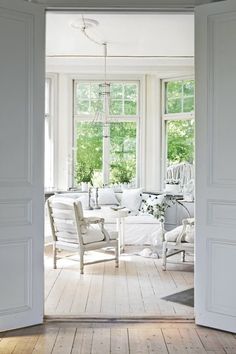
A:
[121,188,143,213]
[184,224,195,243]
[82,228,105,244]
[164,225,183,242]
[55,193,94,210]
[96,188,119,205]
[51,196,75,206]
[55,192,83,199]
[56,231,78,243]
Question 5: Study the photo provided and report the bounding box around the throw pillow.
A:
[96,188,119,205]
[140,194,165,215]
[164,225,183,242]
[121,188,143,213]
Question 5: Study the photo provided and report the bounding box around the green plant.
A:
[110,161,134,184]
[75,162,94,184]
[144,195,176,223]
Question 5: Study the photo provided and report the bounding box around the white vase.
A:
[81,182,89,192]
[165,184,180,194]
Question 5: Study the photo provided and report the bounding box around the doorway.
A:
[44,11,195,319]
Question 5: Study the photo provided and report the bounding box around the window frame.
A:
[44,74,58,191]
[161,76,195,189]
[73,79,140,187]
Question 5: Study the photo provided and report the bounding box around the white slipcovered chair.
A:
[162,218,195,270]
[47,197,119,274]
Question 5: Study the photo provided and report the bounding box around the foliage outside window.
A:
[75,122,103,185]
[74,81,139,187]
[166,120,194,165]
[163,79,195,175]
[110,122,136,184]
[74,82,138,116]
[165,80,194,115]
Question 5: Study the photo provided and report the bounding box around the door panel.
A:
[0,0,45,331]
[195,0,236,333]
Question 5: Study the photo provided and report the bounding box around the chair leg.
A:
[80,250,84,274]
[162,243,167,271]
[181,250,186,262]
[53,244,57,269]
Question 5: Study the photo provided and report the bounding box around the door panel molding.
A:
[207,12,236,187]
[0,9,34,187]
[207,239,236,316]
[0,239,32,315]
[207,200,236,228]
[0,199,32,227]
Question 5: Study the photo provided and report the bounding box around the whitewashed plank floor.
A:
[44,245,194,318]
[1,322,235,354]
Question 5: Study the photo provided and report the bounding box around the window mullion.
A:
[122,84,125,115]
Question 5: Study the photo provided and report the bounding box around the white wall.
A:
[144,75,162,192]
[56,74,73,189]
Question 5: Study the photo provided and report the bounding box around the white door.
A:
[0,0,45,331]
[195,0,236,333]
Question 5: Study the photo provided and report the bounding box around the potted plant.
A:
[143,195,177,255]
[75,162,94,192]
[110,161,134,188]
[165,179,181,194]
[143,194,176,224]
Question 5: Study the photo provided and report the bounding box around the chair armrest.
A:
[83,216,105,225]
[183,217,195,226]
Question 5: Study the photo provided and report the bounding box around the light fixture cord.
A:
[103,42,107,83]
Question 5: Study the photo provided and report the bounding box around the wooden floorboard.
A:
[44,245,194,318]
[1,322,235,354]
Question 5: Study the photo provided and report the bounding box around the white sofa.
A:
[50,189,162,245]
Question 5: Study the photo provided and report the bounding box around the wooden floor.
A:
[45,246,194,318]
[1,321,236,353]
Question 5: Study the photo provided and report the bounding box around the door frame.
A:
[43,3,196,320]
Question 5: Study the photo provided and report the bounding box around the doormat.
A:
[161,288,194,307]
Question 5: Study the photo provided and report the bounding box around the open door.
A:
[0,0,45,331]
[195,0,236,333]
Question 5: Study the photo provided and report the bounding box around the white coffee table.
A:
[84,206,130,251]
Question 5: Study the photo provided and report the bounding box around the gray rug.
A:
[162,288,194,307]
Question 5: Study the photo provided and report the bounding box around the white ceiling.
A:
[46,13,194,72]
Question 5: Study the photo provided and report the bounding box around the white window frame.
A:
[73,79,140,187]
[45,73,58,190]
[161,76,195,189]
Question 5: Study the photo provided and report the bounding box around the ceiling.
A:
[46,13,194,72]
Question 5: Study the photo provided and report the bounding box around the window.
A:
[163,79,195,184]
[74,80,139,186]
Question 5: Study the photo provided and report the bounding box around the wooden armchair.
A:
[47,197,119,274]
[162,218,194,270]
